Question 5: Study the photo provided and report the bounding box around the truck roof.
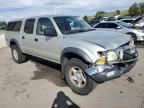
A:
[8,15,78,22]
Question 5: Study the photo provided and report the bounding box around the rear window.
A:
[7,21,22,32]
[107,23,118,28]
[95,23,108,28]
[122,20,133,23]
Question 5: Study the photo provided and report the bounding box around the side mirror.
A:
[116,26,122,29]
[44,28,57,36]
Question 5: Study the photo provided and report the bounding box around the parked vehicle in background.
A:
[94,21,144,41]
[101,17,108,21]
[106,17,116,21]
[88,17,108,26]
[88,18,101,26]
[117,16,132,20]
[132,16,144,28]
[5,15,138,95]
[121,19,135,25]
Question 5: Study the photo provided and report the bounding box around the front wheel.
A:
[64,58,94,95]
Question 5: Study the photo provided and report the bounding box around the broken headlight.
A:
[107,51,119,63]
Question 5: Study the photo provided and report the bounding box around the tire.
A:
[11,45,27,64]
[64,58,94,95]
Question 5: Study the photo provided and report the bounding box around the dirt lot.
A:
[0,45,144,108]
[0,31,7,48]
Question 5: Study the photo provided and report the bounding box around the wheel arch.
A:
[10,39,21,49]
[126,32,137,40]
[60,47,93,79]
[126,32,136,36]
[61,47,93,64]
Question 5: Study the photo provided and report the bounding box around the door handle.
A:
[34,38,38,42]
[22,36,25,39]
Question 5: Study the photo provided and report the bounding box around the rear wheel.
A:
[64,58,94,95]
[11,45,27,64]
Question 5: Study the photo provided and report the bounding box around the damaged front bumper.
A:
[85,61,137,83]
[85,45,138,83]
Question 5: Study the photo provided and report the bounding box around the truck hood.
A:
[65,30,130,50]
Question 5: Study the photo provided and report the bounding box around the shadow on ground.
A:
[135,42,144,48]
[51,91,80,108]
[30,57,67,87]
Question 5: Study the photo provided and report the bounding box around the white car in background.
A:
[120,19,135,25]
[132,16,144,28]
[94,21,144,41]
[135,20,144,28]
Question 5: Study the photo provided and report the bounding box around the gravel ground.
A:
[0,44,144,108]
[0,31,7,49]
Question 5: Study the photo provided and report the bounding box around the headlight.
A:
[107,51,118,62]
[96,51,118,65]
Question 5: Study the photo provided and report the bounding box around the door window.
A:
[95,23,108,28]
[24,19,35,34]
[7,21,22,32]
[36,18,56,36]
[107,23,118,28]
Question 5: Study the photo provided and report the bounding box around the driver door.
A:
[33,17,61,62]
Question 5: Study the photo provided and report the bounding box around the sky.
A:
[0,0,143,21]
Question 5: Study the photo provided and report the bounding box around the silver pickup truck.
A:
[5,15,138,95]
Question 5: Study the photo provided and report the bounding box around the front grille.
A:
[116,44,138,63]
[123,48,137,61]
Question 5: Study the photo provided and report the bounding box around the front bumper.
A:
[85,45,138,83]
[85,61,137,83]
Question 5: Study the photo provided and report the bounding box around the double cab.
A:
[5,15,138,95]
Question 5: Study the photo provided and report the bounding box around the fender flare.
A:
[10,39,21,49]
[61,47,93,64]
[126,32,137,41]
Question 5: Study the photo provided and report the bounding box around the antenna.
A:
[55,0,63,15]
[55,0,58,15]
[61,0,63,15]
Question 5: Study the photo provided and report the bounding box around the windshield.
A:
[54,16,94,34]
[132,16,143,24]
[117,21,132,28]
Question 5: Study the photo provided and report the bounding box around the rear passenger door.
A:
[21,18,36,54]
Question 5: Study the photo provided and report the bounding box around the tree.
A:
[116,9,120,15]
[139,2,144,15]
[128,3,140,16]
[0,21,7,30]
[95,11,105,18]
[83,15,88,22]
